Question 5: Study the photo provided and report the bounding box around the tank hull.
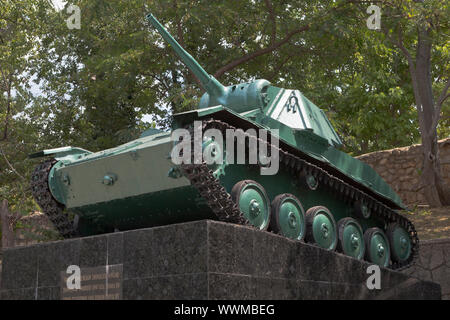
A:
[51,107,394,237]
[30,107,418,269]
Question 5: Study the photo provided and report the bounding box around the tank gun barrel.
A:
[146,13,226,99]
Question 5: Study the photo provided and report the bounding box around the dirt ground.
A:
[400,206,450,240]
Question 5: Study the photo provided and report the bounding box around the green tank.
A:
[29,13,418,270]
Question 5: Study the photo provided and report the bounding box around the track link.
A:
[180,122,248,225]
[30,158,78,238]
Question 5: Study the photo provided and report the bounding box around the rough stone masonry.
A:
[357,138,450,207]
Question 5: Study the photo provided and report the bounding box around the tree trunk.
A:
[420,131,450,206]
[0,200,16,248]
[1,77,12,141]
[411,28,450,207]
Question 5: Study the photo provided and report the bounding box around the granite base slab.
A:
[0,220,441,300]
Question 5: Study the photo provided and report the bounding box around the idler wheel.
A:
[364,227,391,267]
[270,194,306,241]
[305,206,337,251]
[231,180,270,230]
[386,223,412,263]
[337,217,365,260]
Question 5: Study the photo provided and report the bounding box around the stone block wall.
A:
[357,138,450,206]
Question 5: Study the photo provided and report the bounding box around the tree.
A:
[326,0,450,206]
[359,0,449,206]
[277,10,421,155]
[0,1,52,218]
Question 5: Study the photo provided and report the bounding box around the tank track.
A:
[181,119,418,270]
[180,122,248,225]
[30,158,78,239]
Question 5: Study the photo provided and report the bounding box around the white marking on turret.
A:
[267,89,285,116]
[270,90,291,118]
[294,90,312,129]
[269,90,313,130]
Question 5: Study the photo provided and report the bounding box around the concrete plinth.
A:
[0,220,441,300]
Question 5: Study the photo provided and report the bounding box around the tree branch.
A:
[214,24,310,78]
[430,78,450,133]
[212,0,365,79]
[0,66,9,90]
[264,0,276,45]
[395,26,415,69]
[0,145,25,181]
[1,73,12,141]
[437,78,450,108]
[386,25,429,136]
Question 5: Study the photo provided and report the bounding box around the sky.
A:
[51,0,67,11]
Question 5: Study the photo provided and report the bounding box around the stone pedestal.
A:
[0,220,441,300]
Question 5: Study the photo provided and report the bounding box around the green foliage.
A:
[0,0,52,213]
[286,23,421,155]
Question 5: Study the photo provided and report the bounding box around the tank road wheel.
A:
[337,218,365,260]
[231,180,270,230]
[270,194,306,241]
[364,227,391,267]
[387,223,412,263]
[305,206,338,251]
